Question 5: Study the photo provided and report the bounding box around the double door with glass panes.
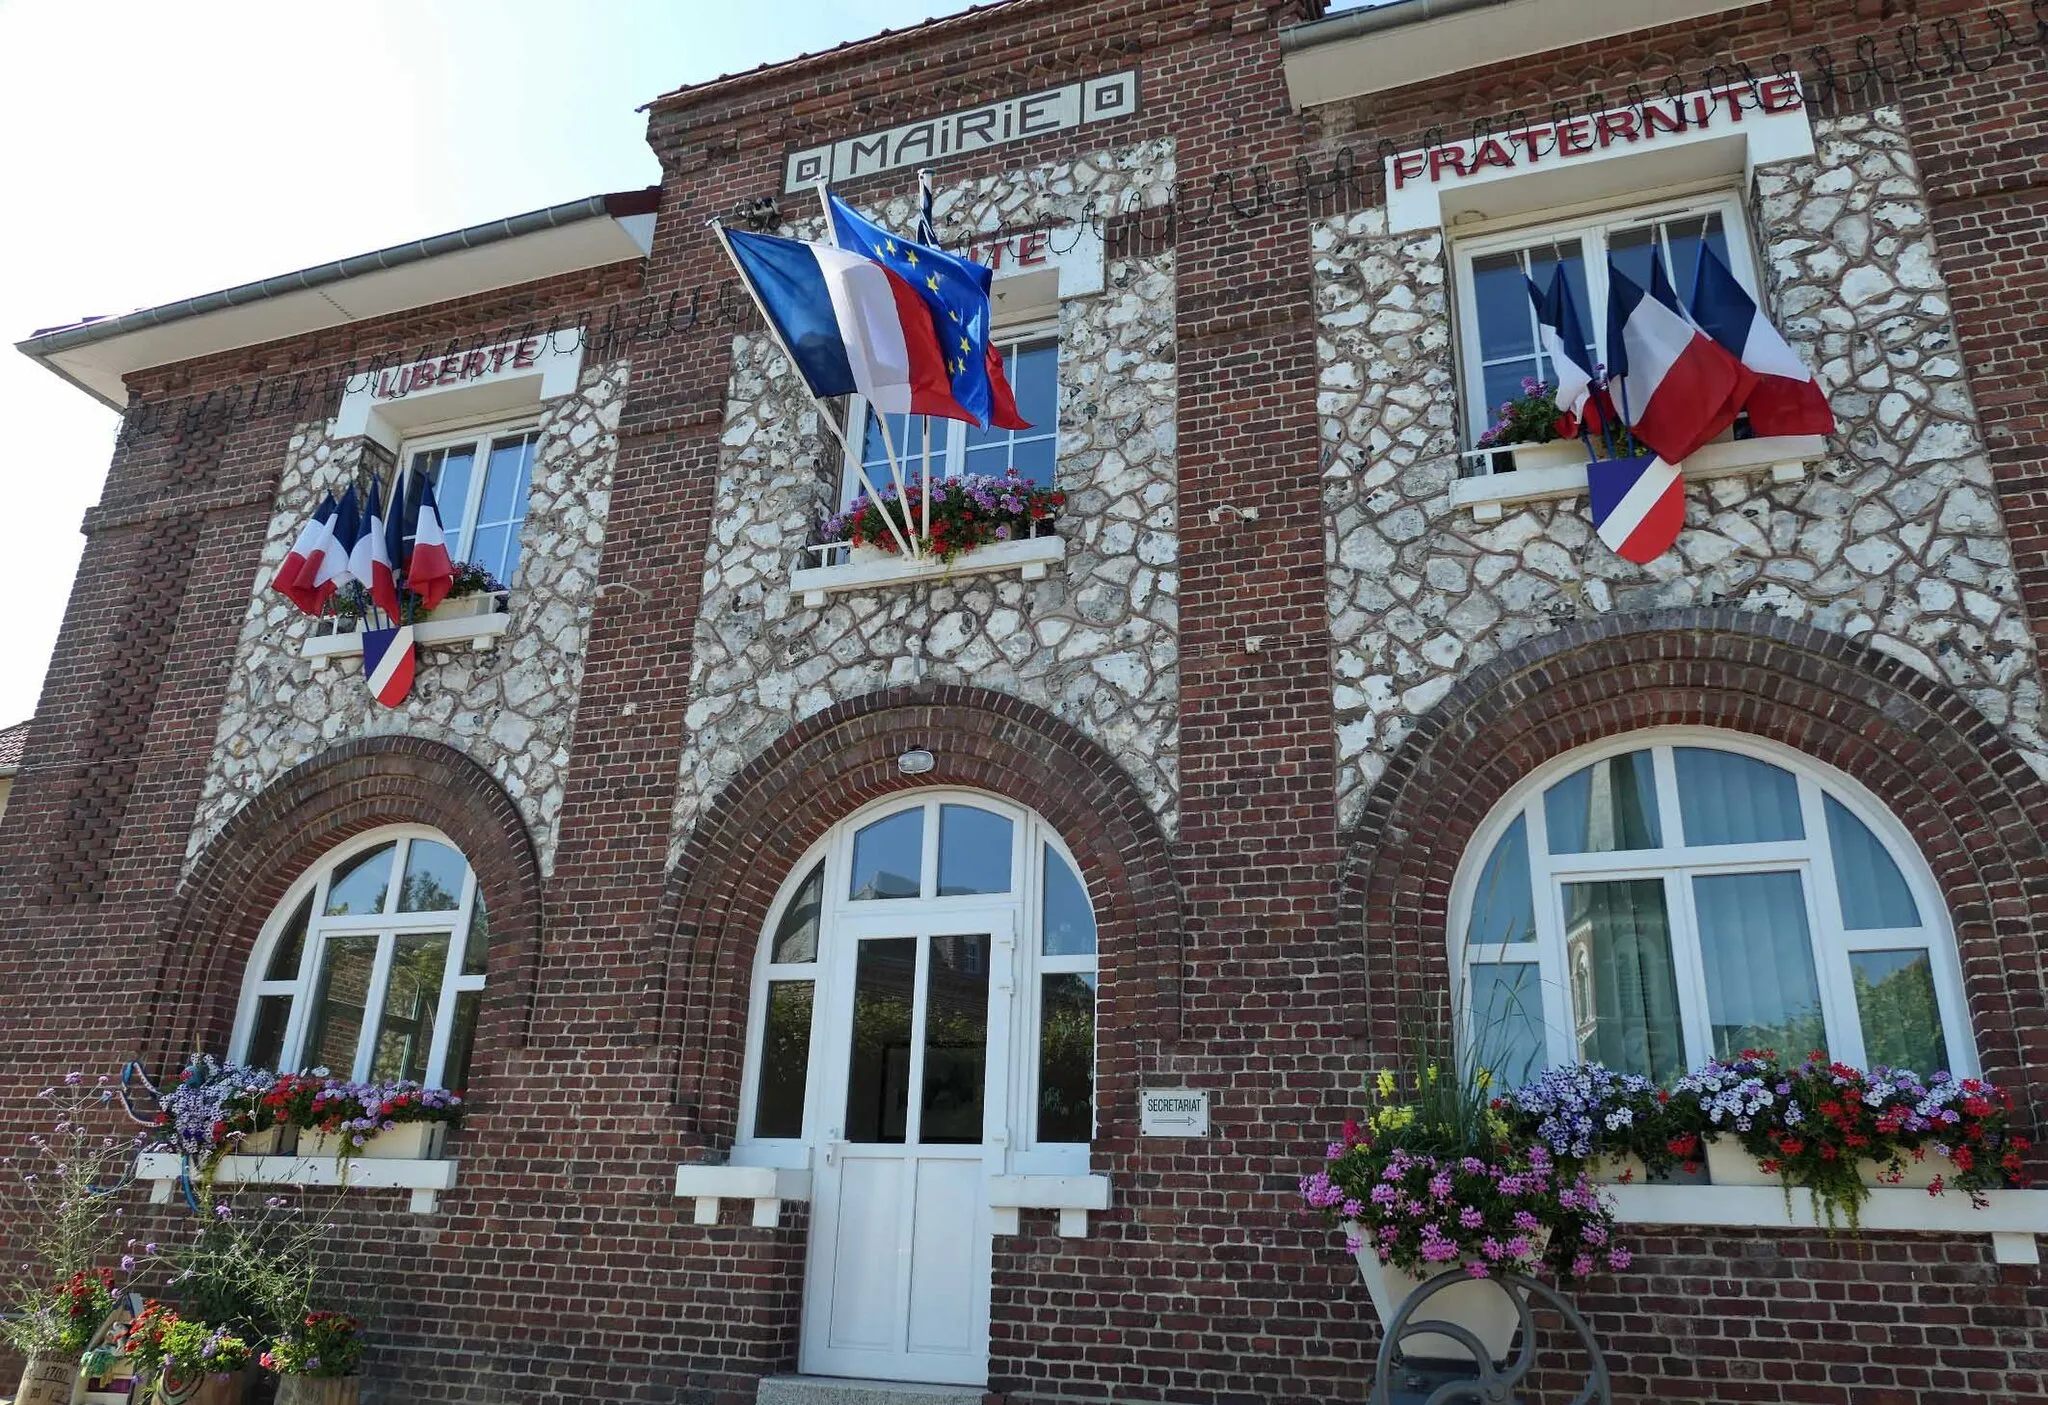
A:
[803,908,1013,1385]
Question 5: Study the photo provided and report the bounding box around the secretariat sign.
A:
[784,70,1139,193]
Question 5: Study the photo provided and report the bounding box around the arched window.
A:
[230,826,489,1090]
[1451,731,1971,1087]
[737,792,1098,1172]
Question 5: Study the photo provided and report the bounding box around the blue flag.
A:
[824,191,995,427]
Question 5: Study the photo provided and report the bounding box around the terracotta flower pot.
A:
[13,1356,82,1405]
[275,1375,363,1405]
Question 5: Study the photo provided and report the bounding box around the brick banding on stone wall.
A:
[1340,607,2048,1131]
[147,736,543,1082]
[658,683,1183,1138]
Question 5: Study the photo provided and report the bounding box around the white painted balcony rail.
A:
[790,535,1066,607]
[135,1151,458,1214]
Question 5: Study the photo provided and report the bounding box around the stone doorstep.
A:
[757,1376,990,1405]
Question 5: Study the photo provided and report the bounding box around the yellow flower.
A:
[1476,1067,1493,1092]
[1376,1070,1396,1098]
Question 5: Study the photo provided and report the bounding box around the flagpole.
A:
[708,218,918,560]
[917,167,937,548]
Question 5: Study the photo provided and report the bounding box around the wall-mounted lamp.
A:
[1209,503,1262,525]
[899,748,936,775]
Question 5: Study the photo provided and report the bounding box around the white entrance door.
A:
[803,909,1014,1385]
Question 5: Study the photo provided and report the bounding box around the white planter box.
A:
[1451,433,1827,522]
[1704,1137,1774,1186]
[233,1124,299,1157]
[301,1122,447,1160]
[791,534,1066,607]
[1859,1153,1954,1190]
[1584,1153,1649,1184]
[301,600,511,662]
[135,1150,457,1214]
[1346,1221,1539,1364]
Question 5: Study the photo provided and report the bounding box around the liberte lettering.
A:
[373,339,543,399]
[1391,78,1804,190]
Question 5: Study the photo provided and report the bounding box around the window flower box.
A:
[791,533,1066,607]
[301,1122,447,1161]
[135,1152,458,1215]
[1452,433,1826,522]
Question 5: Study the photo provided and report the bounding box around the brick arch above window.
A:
[657,684,1182,1138]
[149,736,542,1085]
[1339,608,2048,1103]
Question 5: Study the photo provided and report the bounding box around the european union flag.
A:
[824,191,995,427]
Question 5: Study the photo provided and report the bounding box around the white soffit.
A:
[22,215,653,409]
[1283,0,1763,109]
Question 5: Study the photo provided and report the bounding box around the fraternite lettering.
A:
[1388,79,1807,190]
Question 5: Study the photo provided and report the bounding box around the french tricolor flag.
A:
[717,226,978,423]
[1690,245,1836,438]
[349,474,402,619]
[362,624,416,708]
[273,492,338,615]
[1606,260,1742,465]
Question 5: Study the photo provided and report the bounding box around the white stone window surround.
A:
[228,824,490,1093]
[1448,727,1976,1085]
[684,790,1109,1233]
[136,1151,457,1215]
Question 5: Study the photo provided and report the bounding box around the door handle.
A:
[822,1136,847,1168]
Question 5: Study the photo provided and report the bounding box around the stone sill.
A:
[1611,1183,2048,1265]
[674,1164,813,1227]
[672,1164,1109,1236]
[135,1151,457,1214]
[1450,435,1828,523]
[790,535,1065,607]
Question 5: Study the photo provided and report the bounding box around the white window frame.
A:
[395,414,542,584]
[734,790,1097,1176]
[837,319,1061,510]
[1448,728,1976,1080]
[1451,186,1764,451]
[228,824,487,1090]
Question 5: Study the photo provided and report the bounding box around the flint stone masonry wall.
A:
[1318,107,2046,824]
[670,142,1181,851]
[186,359,627,873]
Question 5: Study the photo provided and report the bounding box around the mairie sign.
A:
[784,71,1139,193]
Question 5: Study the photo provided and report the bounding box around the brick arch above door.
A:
[655,683,1183,1138]
[149,735,543,1084]
[1338,607,2048,1101]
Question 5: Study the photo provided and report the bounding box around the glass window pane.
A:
[1693,872,1827,1061]
[1041,847,1097,957]
[850,809,923,900]
[1011,341,1059,430]
[845,938,916,1143]
[1564,879,1686,1082]
[964,443,1010,477]
[937,805,1013,895]
[772,863,825,964]
[441,990,481,1092]
[1607,225,1660,294]
[371,934,450,1084]
[461,898,489,976]
[1663,213,1729,309]
[1482,359,1543,425]
[416,447,475,564]
[1674,748,1804,846]
[1038,973,1095,1143]
[1472,251,1535,358]
[1525,247,1589,371]
[398,838,467,912]
[1008,436,1056,488]
[1466,815,1536,947]
[245,995,294,1072]
[1824,797,1921,929]
[323,843,395,916]
[264,896,313,981]
[753,980,816,1138]
[920,934,990,1145]
[478,435,536,526]
[1850,949,1950,1073]
[303,935,379,1075]
[1545,751,1662,854]
[469,525,511,585]
[1469,962,1546,1088]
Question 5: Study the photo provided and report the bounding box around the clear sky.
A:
[0,0,986,728]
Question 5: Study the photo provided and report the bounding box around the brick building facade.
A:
[6,1,2048,1401]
